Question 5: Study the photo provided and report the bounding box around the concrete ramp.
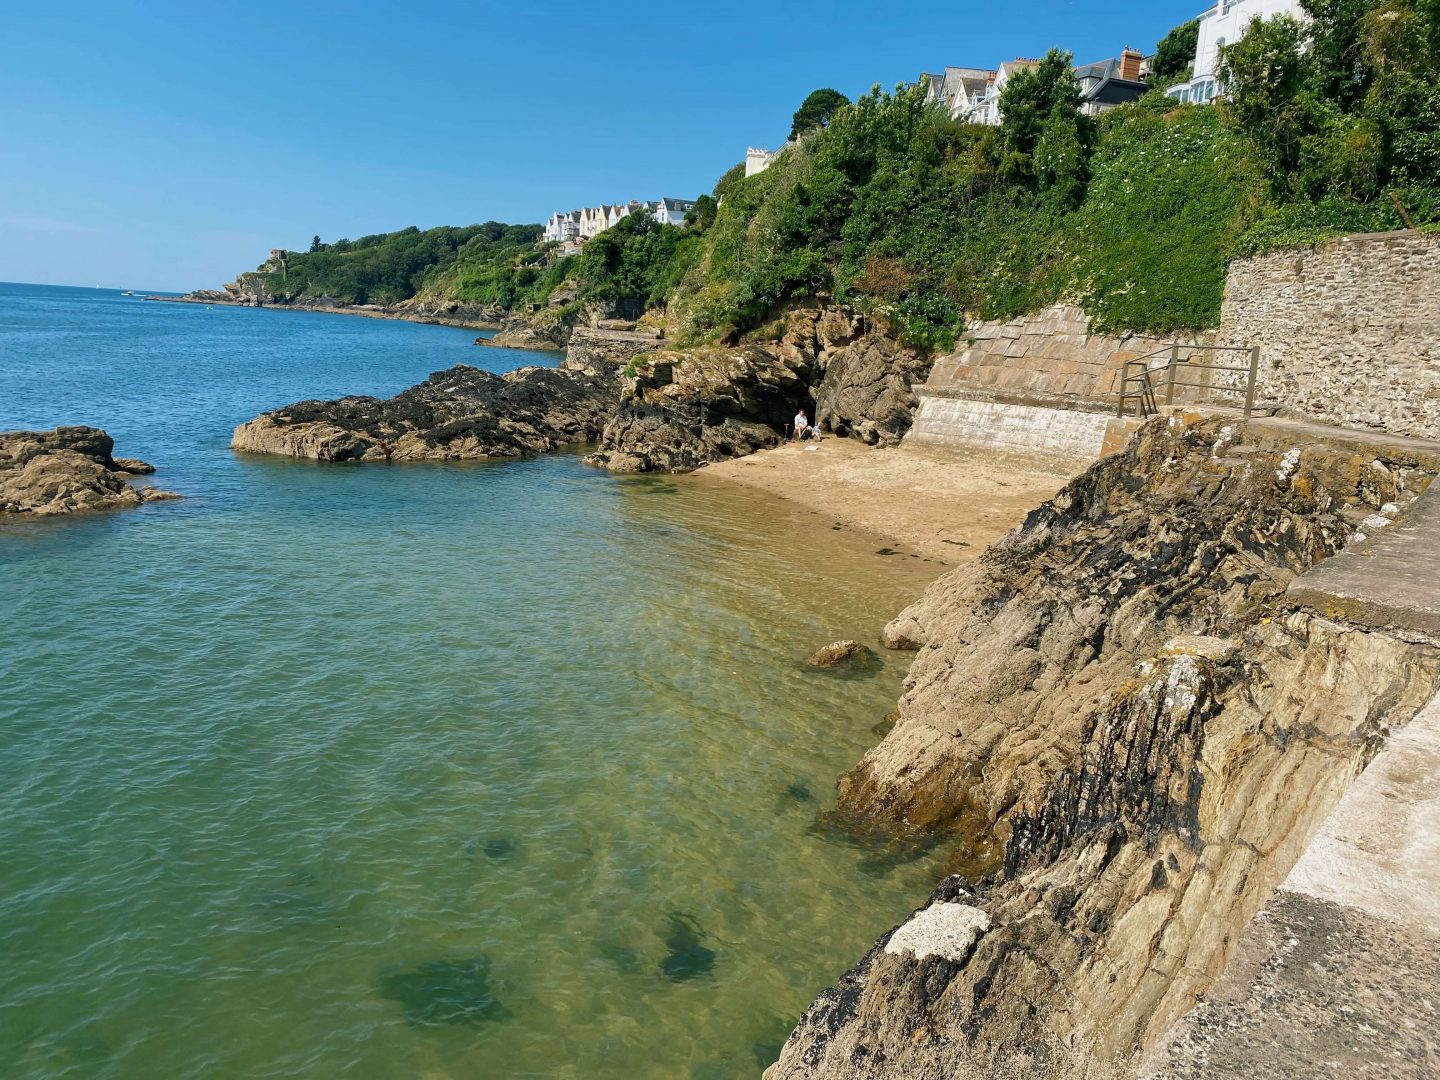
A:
[1140,694,1440,1078]
[1288,483,1440,642]
[1143,476,1440,1078]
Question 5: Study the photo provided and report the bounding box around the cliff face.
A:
[768,415,1440,1079]
[586,308,933,473]
[0,427,177,516]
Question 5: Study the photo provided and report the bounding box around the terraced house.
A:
[923,48,1150,126]
[1166,0,1307,104]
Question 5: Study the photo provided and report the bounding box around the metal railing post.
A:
[1164,344,1178,406]
[1243,347,1259,418]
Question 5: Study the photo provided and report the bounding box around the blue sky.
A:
[0,0,1204,291]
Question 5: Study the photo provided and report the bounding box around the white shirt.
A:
[794,413,808,431]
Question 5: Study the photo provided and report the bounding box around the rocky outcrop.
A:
[585,345,811,473]
[586,308,935,472]
[0,427,178,516]
[489,321,570,352]
[768,415,1440,1079]
[231,357,620,462]
[806,641,877,669]
[798,310,931,446]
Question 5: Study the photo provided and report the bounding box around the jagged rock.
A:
[586,307,936,471]
[0,427,177,516]
[817,309,861,352]
[231,359,619,462]
[813,333,930,446]
[767,415,1440,1079]
[564,327,664,376]
[806,640,877,669]
[586,345,811,473]
[112,457,155,475]
[490,324,568,352]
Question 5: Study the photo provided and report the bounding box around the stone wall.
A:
[907,305,1207,457]
[923,305,1208,406]
[1222,231,1440,439]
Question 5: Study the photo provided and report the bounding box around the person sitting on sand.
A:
[793,409,810,441]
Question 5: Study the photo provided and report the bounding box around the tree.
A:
[1218,15,1321,185]
[998,50,1093,191]
[1153,18,1201,84]
[310,235,323,253]
[790,88,850,140]
[999,51,1083,160]
[1034,102,1091,209]
[685,194,718,230]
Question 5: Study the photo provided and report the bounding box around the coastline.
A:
[691,439,1084,564]
[143,294,548,340]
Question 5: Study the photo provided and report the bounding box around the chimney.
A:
[1120,47,1143,82]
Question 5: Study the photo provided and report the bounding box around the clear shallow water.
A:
[0,283,945,1078]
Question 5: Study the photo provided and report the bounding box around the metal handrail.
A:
[1116,344,1260,420]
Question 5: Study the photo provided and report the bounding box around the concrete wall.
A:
[1222,231,1440,440]
[909,392,1141,460]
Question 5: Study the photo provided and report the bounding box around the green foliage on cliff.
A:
[1152,19,1200,85]
[261,222,542,306]
[1219,0,1440,203]
[656,57,1263,346]
[240,0,1439,343]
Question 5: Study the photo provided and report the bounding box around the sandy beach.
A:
[693,438,1087,564]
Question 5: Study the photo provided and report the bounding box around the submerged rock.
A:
[659,912,716,982]
[0,426,178,517]
[805,640,877,670]
[377,957,507,1026]
[231,359,620,462]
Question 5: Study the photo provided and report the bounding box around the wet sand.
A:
[693,438,1086,563]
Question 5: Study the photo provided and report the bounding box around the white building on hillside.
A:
[921,67,997,122]
[542,196,699,254]
[652,197,697,226]
[745,147,776,177]
[1166,0,1306,105]
[543,210,582,244]
[960,59,1042,126]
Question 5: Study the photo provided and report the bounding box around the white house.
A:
[963,59,1043,126]
[1166,0,1306,104]
[921,67,996,121]
[745,147,776,177]
[579,206,609,240]
[652,197,697,227]
[543,210,581,244]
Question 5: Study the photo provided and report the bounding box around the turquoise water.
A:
[0,283,943,1078]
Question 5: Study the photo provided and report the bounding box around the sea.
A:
[0,282,947,1078]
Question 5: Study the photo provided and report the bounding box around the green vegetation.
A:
[656,61,1264,346]
[256,1,1438,348]
[1152,18,1199,85]
[256,222,542,307]
[790,88,851,140]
